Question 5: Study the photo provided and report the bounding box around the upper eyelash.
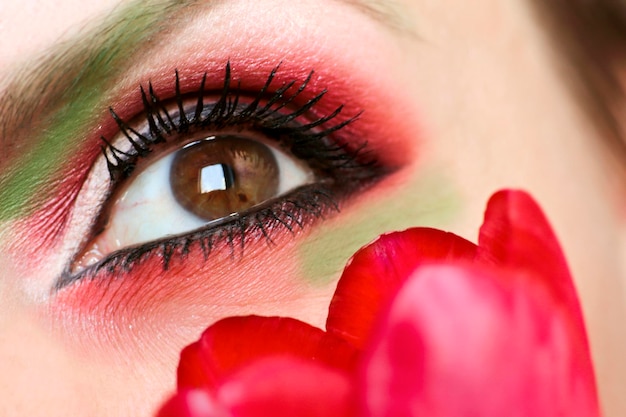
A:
[101,62,374,184]
[57,62,384,287]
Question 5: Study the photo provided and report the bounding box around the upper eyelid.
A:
[101,64,360,181]
[8,54,402,280]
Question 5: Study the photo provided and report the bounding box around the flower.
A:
[157,190,600,417]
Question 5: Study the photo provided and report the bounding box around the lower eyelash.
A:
[56,183,342,288]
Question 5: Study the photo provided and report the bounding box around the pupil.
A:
[170,136,279,221]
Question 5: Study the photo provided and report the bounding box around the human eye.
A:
[32,0,423,360]
[62,63,381,283]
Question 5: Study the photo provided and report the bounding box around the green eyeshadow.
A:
[0,0,191,221]
[298,169,462,285]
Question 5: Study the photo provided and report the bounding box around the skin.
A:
[0,0,625,416]
[0,1,188,220]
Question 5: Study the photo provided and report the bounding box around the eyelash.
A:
[102,62,371,182]
[58,62,382,287]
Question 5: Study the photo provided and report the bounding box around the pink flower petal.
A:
[477,190,598,398]
[359,264,600,417]
[178,316,359,391]
[327,228,477,348]
[216,357,353,417]
[156,389,225,417]
[478,190,582,315]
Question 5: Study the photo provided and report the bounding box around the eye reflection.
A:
[171,136,280,220]
[72,133,312,272]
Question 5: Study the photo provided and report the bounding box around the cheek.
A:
[297,168,465,286]
[48,228,333,362]
[43,209,348,417]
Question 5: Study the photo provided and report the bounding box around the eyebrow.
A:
[0,0,413,221]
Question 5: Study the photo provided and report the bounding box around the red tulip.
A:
[177,316,359,391]
[157,190,600,417]
[160,358,353,417]
[326,227,478,348]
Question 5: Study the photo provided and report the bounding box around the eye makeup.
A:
[60,62,383,286]
[29,0,424,340]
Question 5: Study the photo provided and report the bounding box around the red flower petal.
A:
[163,359,353,417]
[177,343,212,392]
[156,389,224,417]
[178,315,359,391]
[326,228,477,348]
[359,264,600,417]
[216,357,353,417]
[478,190,581,312]
[477,191,598,393]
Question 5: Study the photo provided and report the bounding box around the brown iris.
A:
[170,136,279,220]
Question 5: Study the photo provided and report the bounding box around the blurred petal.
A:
[477,190,598,397]
[157,389,225,417]
[478,190,580,309]
[327,228,477,348]
[216,357,353,417]
[178,316,358,391]
[359,264,600,417]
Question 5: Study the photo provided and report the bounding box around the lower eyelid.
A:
[56,182,347,288]
[49,210,332,356]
